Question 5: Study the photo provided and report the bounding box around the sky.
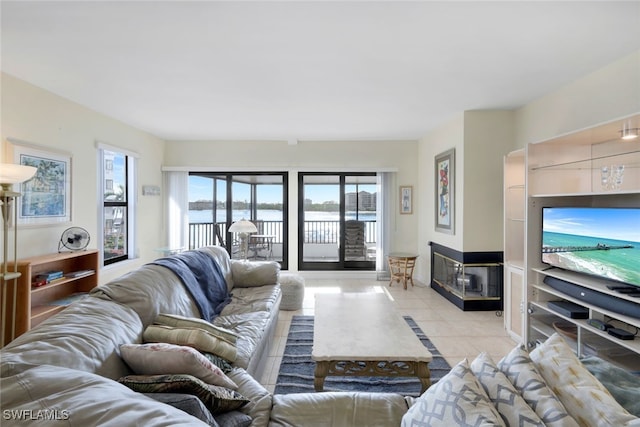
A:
[543,207,640,243]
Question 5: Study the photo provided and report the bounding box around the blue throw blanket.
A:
[151,250,231,322]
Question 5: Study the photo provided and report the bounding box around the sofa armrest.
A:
[269,392,409,427]
[230,261,280,288]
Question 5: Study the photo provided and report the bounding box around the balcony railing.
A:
[189,220,376,250]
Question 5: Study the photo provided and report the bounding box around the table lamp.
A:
[228,219,257,261]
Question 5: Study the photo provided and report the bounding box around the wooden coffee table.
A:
[311,293,432,393]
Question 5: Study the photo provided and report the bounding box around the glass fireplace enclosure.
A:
[430,242,503,311]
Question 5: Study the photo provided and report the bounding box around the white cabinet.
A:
[505,113,640,371]
[504,264,525,342]
[503,149,526,342]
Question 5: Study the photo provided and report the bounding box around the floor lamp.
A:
[228,219,257,261]
[1,163,37,346]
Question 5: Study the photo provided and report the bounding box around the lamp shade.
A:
[228,219,257,234]
[0,164,37,185]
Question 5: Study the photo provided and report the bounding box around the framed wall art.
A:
[400,185,413,214]
[435,148,454,234]
[10,140,72,225]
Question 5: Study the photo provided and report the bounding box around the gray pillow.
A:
[143,393,219,426]
[214,411,252,427]
[230,261,279,287]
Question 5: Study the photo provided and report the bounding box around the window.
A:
[99,146,137,266]
[188,172,288,269]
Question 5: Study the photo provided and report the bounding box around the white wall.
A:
[1,73,166,284]
[515,50,640,147]
[163,139,420,270]
[416,111,513,283]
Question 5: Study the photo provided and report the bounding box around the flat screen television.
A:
[542,207,640,288]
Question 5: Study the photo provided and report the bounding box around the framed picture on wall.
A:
[9,139,72,226]
[400,185,413,214]
[435,148,454,234]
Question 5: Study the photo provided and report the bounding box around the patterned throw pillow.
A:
[201,352,234,374]
[471,352,544,427]
[143,324,237,362]
[401,359,505,427]
[118,374,249,415]
[155,313,239,345]
[530,333,638,427]
[120,343,237,389]
[498,345,579,427]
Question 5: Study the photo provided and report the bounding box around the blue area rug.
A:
[274,315,451,396]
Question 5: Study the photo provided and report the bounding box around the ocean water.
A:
[542,231,640,286]
[188,209,376,223]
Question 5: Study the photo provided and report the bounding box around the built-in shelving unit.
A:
[503,149,526,341]
[0,250,99,346]
[508,113,640,372]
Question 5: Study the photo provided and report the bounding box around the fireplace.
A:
[429,242,503,311]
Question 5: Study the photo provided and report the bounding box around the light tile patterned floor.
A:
[260,278,517,392]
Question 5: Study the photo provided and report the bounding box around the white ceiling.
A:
[2,1,639,142]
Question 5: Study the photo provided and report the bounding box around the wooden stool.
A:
[388,253,418,290]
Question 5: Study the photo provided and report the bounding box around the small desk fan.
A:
[59,227,90,252]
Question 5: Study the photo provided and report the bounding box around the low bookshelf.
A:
[1,250,99,346]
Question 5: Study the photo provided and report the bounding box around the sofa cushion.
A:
[155,313,239,344]
[401,359,505,427]
[143,324,237,362]
[213,311,272,369]
[227,368,273,427]
[270,392,409,427]
[90,263,201,327]
[471,352,544,427]
[498,345,578,427]
[118,374,249,415]
[1,296,141,380]
[220,285,281,316]
[120,343,237,389]
[3,365,210,426]
[530,333,638,427]
[230,260,279,288]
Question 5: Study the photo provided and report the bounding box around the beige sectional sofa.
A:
[2,245,639,427]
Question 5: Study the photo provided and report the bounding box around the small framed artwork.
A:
[435,148,455,234]
[10,139,72,226]
[400,185,413,214]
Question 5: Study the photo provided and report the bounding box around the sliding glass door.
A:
[298,173,376,271]
[188,172,288,269]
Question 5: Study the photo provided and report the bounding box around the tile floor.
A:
[259,278,517,392]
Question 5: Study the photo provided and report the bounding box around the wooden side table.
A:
[388,253,418,290]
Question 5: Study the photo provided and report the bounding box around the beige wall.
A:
[515,50,640,147]
[416,111,513,282]
[1,73,166,284]
[164,138,420,270]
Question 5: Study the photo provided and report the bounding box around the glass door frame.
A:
[298,172,376,271]
[190,172,288,270]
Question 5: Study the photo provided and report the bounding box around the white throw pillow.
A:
[530,333,638,427]
[498,344,579,427]
[471,352,544,427]
[155,313,239,344]
[120,343,237,389]
[401,359,505,427]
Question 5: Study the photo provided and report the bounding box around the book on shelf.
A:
[47,292,89,307]
[65,269,95,278]
[35,270,64,282]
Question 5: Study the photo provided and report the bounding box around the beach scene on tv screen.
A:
[542,207,640,287]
